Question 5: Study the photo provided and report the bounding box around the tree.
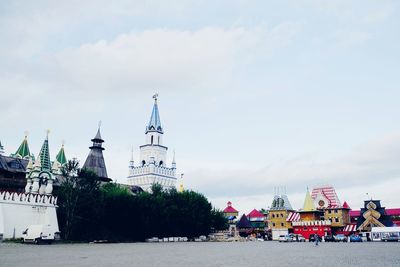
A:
[57,159,101,240]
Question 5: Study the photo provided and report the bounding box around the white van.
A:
[22,224,60,244]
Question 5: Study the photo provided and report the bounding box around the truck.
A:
[21,224,60,244]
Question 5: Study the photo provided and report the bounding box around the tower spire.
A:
[146,93,163,134]
[55,141,67,166]
[179,173,184,192]
[302,187,315,211]
[172,149,176,169]
[14,132,31,159]
[83,125,109,181]
[39,131,52,171]
[129,146,134,168]
[0,140,4,155]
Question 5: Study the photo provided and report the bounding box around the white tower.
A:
[127,94,177,191]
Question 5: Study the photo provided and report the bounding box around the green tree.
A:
[57,159,101,240]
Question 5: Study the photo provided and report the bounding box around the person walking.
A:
[314,234,319,246]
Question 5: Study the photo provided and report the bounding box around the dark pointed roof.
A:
[146,95,163,134]
[236,214,252,229]
[83,127,110,181]
[92,128,104,143]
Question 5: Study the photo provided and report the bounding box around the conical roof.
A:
[92,128,104,143]
[56,144,67,165]
[342,201,351,209]
[146,95,163,134]
[15,135,30,159]
[83,127,109,180]
[38,135,51,171]
[237,214,252,228]
[302,189,315,212]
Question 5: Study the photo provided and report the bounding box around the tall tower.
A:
[127,94,177,191]
[83,125,110,181]
[25,131,55,195]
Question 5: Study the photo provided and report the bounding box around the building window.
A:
[328,210,331,214]
[281,213,284,218]
[142,160,146,166]
[158,136,160,144]
[151,136,154,145]
[272,223,275,227]
[281,223,284,227]
[272,214,275,218]
[334,209,338,213]
[335,218,339,223]
[159,161,163,166]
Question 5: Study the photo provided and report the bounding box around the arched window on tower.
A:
[151,136,154,145]
[158,136,160,144]
[142,160,146,166]
[159,161,163,166]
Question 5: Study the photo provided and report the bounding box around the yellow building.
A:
[267,194,295,240]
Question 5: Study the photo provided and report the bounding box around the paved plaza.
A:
[1,241,399,267]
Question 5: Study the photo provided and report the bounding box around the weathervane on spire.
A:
[153,93,159,102]
[46,129,51,139]
[24,130,29,138]
[98,120,102,129]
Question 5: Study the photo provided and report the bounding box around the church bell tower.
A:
[127,94,177,191]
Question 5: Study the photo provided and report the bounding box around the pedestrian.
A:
[314,234,319,246]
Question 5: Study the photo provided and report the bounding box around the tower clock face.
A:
[318,200,325,207]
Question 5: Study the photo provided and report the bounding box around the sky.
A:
[1,0,400,214]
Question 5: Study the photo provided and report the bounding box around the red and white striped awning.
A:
[286,212,300,222]
[344,224,357,232]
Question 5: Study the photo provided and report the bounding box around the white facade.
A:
[0,192,59,239]
[127,96,177,191]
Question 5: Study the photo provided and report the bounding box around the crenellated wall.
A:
[0,191,59,239]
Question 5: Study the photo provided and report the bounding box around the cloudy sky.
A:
[1,1,400,213]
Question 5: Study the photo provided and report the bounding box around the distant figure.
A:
[314,234,319,246]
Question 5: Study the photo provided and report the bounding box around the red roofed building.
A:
[247,209,266,231]
[223,201,239,217]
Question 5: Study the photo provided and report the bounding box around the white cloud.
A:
[186,132,400,211]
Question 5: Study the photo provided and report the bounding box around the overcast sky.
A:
[1,1,400,214]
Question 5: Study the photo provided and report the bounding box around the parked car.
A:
[349,235,362,242]
[324,235,336,242]
[381,233,400,242]
[335,234,348,242]
[21,224,60,244]
[292,234,306,242]
[309,235,322,242]
[278,235,294,242]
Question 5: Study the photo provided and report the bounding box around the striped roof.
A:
[343,224,357,232]
[286,212,300,222]
[311,185,341,208]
